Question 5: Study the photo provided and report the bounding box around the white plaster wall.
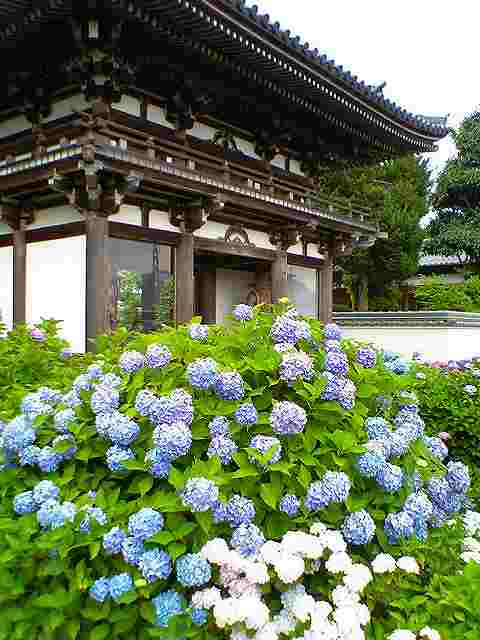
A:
[0,114,30,139]
[44,94,90,123]
[147,105,175,129]
[289,159,305,177]
[149,210,179,233]
[194,220,229,240]
[244,228,272,250]
[115,95,141,117]
[216,269,257,324]
[271,154,286,170]
[26,236,86,352]
[234,137,259,159]
[109,205,142,226]
[109,238,171,275]
[288,265,318,318]
[0,246,13,330]
[192,121,217,142]
[340,326,480,361]
[308,244,325,260]
[288,242,304,256]
[28,205,83,230]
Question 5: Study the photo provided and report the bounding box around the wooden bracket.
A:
[269,226,301,251]
[169,194,224,233]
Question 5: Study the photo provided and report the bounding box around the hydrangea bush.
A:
[0,304,478,639]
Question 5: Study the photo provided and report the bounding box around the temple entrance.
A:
[194,254,272,324]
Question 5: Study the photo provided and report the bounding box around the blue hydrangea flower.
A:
[249,435,282,466]
[207,435,238,465]
[54,409,76,433]
[235,403,258,426]
[107,413,140,447]
[324,339,342,352]
[103,526,128,555]
[321,372,356,410]
[356,451,386,479]
[87,363,103,380]
[191,608,208,626]
[135,390,157,418]
[52,434,77,460]
[128,508,164,541]
[60,347,72,360]
[279,494,300,517]
[119,351,145,374]
[226,494,256,527]
[62,390,82,409]
[213,501,228,523]
[271,315,305,344]
[99,373,122,388]
[423,436,448,461]
[169,389,194,426]
[189,324,209,342]
[324,323,342,341]
[208,416,230,437]
[109,573,134,601]
[79,507,108,533]
[89,577,111,602]
[270,401,307,436]
[91,385,120,415]
[37,499,76,530]
[139,548,172,583]
[106,445,135,473]
[356,348,376,368]
[37,446,63,473]
[342,510,375,545]
[19,445,41,466]
[430,504,449,528]
[403,492,433,521]
[376,463,404,493]
[231,523,265,558]
[145,449,171,478]
[21,395,53,421]
[3,416,36,452]
[385,358,410,375]
[383,350,399,362]
[233,304,253,321]
[153,590,184,627]
[153,422,192,461]
[325,351,349,376]
[146,344,172,369]
[176,553,212,587]
[14,490,37,514]
[464,384,477,396]
[213,372,245,401]
[414,516,429,541]
[389,430,413,458]
[279,351,314,386]
[122,536,146,566]
[36,387,62,405]
[72,374,92,394]
[446,462,470,493]
[365,438,392,458]
[33,480,60,505]
[384,511,414,544]
[305,472,351,511]
[181,477,219,513]
[187,358,219,390]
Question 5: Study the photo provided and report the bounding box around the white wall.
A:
[340,325,480,361]
[216,269,257,324]
[115,95,141,118]
[26,236,86,352]
[288,265,318,318]
[150,210,179,232]
[192,121,217,142]
[43,94,89,123]
[28,205,83,230]
[147,105,175,129]
[0,246,13,330]
[0,114,30,139]
[109,205,142,226]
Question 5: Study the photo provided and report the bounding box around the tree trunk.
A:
[357,275,369,311]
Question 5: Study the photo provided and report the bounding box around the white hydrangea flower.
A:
[290,593,315,623]
[240,597,270,630]
[343,564,373,592]
[228,578,261,599]
[310,600,333,627]
[191,586,222,609]
[259,540,282,565]
[464,510,480,536]
[230,626,250,640]
[321,530,347,553]
[325,551,353,574]
[331,585,360,608]
[281,531,325,559]
[272,608,297,634]
[396,556,420,574]
[243,560,270,584]
[371,553,397,574]
[255,623,279,640]
[353,602,371,626]
[333,606,364,636]
[419,627,442,640]
[273,552,305,583]
[460,551,480,564]
[214,598,243,628]
[462,537,480,553]
[387,631,416,640]
[201,538,231,564]
[309,522,328,536]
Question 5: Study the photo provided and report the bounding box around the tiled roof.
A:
[419,255,463,267]
[224,0,448,138]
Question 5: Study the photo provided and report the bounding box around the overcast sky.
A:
[246,0,479,177]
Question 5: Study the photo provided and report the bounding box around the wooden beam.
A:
[319,253,334,325]
[197,269,216,324]
[175,232,195,325]
[85,213,110,351]
[194,236,275,261]
[271,249,289,302]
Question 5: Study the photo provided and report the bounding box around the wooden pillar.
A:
[85,213,110,351]
[271,249,289,303]
[13,226,27,326]
[198,269,216,324]
[319,250,334,324]
[175,232,195,324]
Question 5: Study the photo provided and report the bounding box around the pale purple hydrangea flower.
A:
[152,422,192,461]
[189,324,209,342]
[270,401,307,436]
[187,358,219,390]
[279,494,300,517]
[30,327,46,342]
[226,494,256,526]
[234,403,258,426]
[213,372,245,401]
[208,416,230,437]
[233,304,253,321]
[119,351,145,374]
[181,477,219,512]
[356,348,376,368]
[279,351,314,385]
[324,323,342,341]
[324,351,349,376]
[207,436,238,464]
[249,434,282,466]
[146,344,172,369]
[342,510,375,545]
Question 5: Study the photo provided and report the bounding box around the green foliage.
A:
[153,277,176,328]
[368,288,402,312]
[317,155,430,309]
[415,276,480,311]
[426,110,480,263]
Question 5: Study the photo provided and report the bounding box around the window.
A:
[287,265,318,318]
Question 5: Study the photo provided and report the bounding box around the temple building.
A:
[0,0,447,351]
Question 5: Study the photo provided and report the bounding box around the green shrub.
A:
[0,305,477,640]
[415,276,476,311]
[369,288,402,312]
